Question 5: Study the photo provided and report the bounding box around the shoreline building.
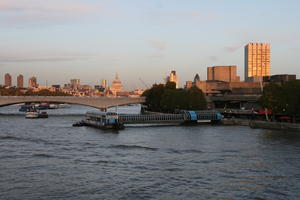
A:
[28,76,38,88]
[166,70,179,88]
[4,73,12,87]
[207,66,240,82]
[17,74,24,88]
[245,43,270,82]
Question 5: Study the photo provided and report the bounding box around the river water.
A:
[0,105,300,200]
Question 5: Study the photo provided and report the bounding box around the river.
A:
[0,105,300,200]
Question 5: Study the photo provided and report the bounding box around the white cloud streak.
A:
[147,40,169,50]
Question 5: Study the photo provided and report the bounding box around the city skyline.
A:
[1,0,300,88]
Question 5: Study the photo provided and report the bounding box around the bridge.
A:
[0,96,145,109]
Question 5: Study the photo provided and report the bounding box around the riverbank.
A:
[221,118,300,131]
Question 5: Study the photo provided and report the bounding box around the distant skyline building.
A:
[109,73,125,96]
[245,43,270,82]
[207,66,240,82]
[4,73,12,87]
[166,70,179,88]
[101,79,107,89]
[17,74,24,88]
[70,79,80,89]
[28,76,38,88]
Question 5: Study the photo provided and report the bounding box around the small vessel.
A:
[39,111,48,118]
[25,109,48,119]
[19,105,35,112]
[49,104,59,109]
[58,103,71,109]
[25,109,39,119]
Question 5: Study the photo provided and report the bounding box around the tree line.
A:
[142,82,207,113]
[0,87,71,96]
[260,80,300,121]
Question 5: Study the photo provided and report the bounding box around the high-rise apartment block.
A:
[207,66,240,82]
[17,74,24,88]
[70,79,80,89]
[166,70,179,88]
[4,73,12,87]
[245,43,270,82]
[29,76,38,88]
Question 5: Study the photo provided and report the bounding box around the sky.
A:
[0,0,300,89]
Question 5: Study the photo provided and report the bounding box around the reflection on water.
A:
[0,105,300,199]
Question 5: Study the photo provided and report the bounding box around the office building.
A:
[29,76,38,88]
[207,66,240,82]
[17,74,24,88]
[245,43,270,82]
[166,70,179,88]
[4,73,12,87]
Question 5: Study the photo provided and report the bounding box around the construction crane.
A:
[139,78,149,89]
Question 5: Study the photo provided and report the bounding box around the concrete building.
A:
[195,80,263,95]
[207,66,240,82]
[245,43,270,82]
[166,70,179,88]
[17,74,24,88]
[28,76,38,88]
[70,79,80,89]
[4,73,12,87]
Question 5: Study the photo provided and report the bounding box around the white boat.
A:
[58,103,71,108]
[25,110,39,119]
[49,104,59,109]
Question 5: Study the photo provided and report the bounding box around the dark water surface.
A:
[1,105,300,200]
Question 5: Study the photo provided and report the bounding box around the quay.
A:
[221,118,300,132]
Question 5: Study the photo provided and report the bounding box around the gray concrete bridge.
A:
[0,96,145,109]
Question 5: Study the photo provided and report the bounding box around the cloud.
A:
[0,0,105,26]
[224,45,243,52]
[147,40,169,50]
[0,50,93,63]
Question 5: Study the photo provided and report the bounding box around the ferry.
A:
[80,112,124,130]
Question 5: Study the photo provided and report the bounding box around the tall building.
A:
[4,73,12,87]
[166,70,179,88]
[245,43,270,82]
[28,76,38,88]
[207,66,240,82]
[70,79,80,89]
[17,74,24,88]
[101,79,107,89]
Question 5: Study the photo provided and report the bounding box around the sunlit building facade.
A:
[245,43,270,82]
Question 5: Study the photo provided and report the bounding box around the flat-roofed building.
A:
[245,43,270,82]
[207,66,240,82]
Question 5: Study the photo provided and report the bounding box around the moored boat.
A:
[25,109,39,119]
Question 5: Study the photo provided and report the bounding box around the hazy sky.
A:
[0,0,300,89]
